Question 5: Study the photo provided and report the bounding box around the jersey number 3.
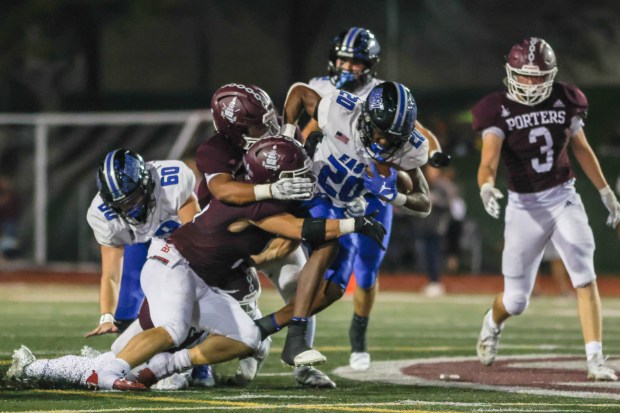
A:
[529,126,554,173]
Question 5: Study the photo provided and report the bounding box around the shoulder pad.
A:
[557,82,588,109]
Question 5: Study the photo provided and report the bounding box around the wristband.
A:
[99,313,115,325]
[339,218,356,235]
[389,193,407,207]
[254,184,272,201]
[281,123,296,139]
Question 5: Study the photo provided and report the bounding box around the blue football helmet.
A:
[97,149,154,224]
[328,27,381,91]
[359,82,418,162]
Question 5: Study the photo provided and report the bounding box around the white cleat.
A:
[293,349,326,367]
[7,345,36,380]
[477,310,502,366]
[80,345,102,358]
[295,366,336,388]
[153,372,191,390]
[587,354,618,381]
[349,352,371,371]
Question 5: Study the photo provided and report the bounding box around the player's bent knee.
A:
[502,292,529,315]
[163,322,192,348]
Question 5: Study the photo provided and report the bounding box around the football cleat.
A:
[349,352,371,371]
[86,371,148,391]
[191,364,215,388]
[587,354,618,381]
[293,349,326,367]
[477,309,502,366]
[234,357,257,387]
[6,345,36,380]
[80,345,102,358]
[153,372,191,390]
[295,366,336,388]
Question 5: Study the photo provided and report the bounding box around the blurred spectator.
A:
[444,167,467,273]
[0,174,22,261]
[414,166,459,297]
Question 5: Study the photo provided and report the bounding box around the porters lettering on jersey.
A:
[505,110,565,131]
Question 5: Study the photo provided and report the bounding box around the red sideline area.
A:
[2,269,620,296]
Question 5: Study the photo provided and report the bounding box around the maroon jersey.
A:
[169,198,291,285]
[195,133,245,208]
[472,82,588,193]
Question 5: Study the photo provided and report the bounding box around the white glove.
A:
[271,177,315,200]
[480,183,504,219]
[345,196,368,218]
[600,186,620,228]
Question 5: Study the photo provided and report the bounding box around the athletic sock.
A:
[98,358,131,389]
[349,313,369,353]
[255,314,281,340]
[585,341,603,360]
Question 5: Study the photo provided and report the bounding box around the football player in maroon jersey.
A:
[196,83,337,387]
[85,136,386,390]
[472,37,620,381]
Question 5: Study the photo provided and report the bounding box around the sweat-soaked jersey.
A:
[471,82,588,193]
[169,199,291,285]
[87,160,196,247]
[313,89,429,207]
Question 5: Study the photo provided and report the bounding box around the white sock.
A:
[487,310,501,330]
[585,341,602,360]
[171,349,192,373]
[98,358,131,389]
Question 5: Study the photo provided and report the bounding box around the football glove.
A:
[428,151,451,168]
[600,186,620,228]
[271,177,315,200]
[304,131,324,158]
[363,163,398,201]
[345,196,368,218]
[354,212,387,250]
[480,183,503,219]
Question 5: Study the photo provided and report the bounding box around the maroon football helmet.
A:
[211,83,279,150]
[505,37,558,106]
[243,135,314,185]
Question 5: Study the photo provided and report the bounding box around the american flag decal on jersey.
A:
[335,131,349,144]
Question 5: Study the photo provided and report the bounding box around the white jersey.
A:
[313,90,428,208]
[87,160,195,247]
[308,76,382,100]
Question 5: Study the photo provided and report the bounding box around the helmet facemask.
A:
[241,108,280,150]
[359,113,409,163]
[505,63,557,106]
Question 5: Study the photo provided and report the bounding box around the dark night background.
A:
[1,0,619,271]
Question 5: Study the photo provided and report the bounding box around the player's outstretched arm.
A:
[209,173,314,205]
[415,120,450,168]
[252,212,386,249]
[570,129,620,228]
[85,245,124,337]
[477,132,504,219]
[282,83,322,138]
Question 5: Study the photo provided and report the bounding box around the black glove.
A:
[354,212,387,250]
[428,151,451,168]
[304,131,324,158]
